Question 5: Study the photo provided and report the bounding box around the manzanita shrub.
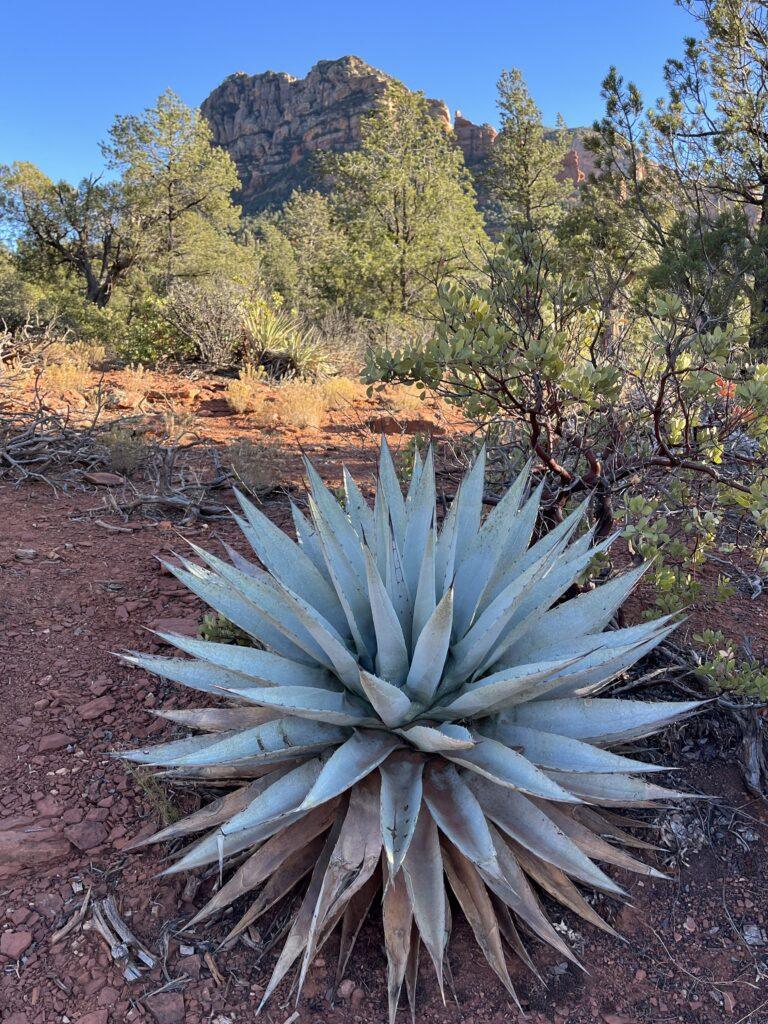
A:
[367,238,768,692]
[121,442,699,1018]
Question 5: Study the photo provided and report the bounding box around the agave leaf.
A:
[335,863,382,986]
[575,806,660,849]
[158,760,296,781]
[382,862,414,1024]
[373,483,391,577]
[377,436,406,548]
[359,669,414,728]
[441,842,519,1004]
[297,777,382,994]
[481,825,578,963]
[451,469,537,635]
[380,752,424,876]
[489,723,671,774]
[182,544,336,668]
[545,770,690,806]
[506,564,652,662]
[402,805,447,998]
[498,622,680,701]
[434,483,460,597]
[406,588,454,705]
[162,560,312,663]
[304,458,368,578]
[479,491,584,614]
[154,718,346,769]
[533,800,667,878]
[404,921,420,1024]
[151,707,282,732]
[363,547,409,685]
[118,651,309,700]
[308,493,375,663]
[411,527,437,648]
[403,446,435,596]
[165,761,331,872]
[343,466,375,545]
[221,833,327,948]
[470,776,624,895]
[121,731,241,766]
[234,489,348,635]
[423,763,501,877]
[405,442,423,507]
[509,698,702,745]
[222,685,373,727]
[539,625,681,700]
[450,736,582,803]
[453,445,487,557]
[447,551,559,681]
[440,657,581,719]
[120,651,302,700]
[489,891,542,980]
[468,478,545,617]
[290,501,329,578]
[384,521,413,646]
[149,633,334,689]
[197,757,325,847]
[222,536,261,578]
[188,801,337,927]
[505,613,678,671]
[299,731,401,811]
[476,535,618,677]
[508,837,620,937]
[258,808,346,1010]
[271,576,365,692]
[398,722,475,752]
[129,774,279,849]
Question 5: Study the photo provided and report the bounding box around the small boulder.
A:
[146,991,185,1024]
[0,929,33,959]
[64,821,108,851]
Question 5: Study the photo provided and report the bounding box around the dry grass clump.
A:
[100,423,149,476]
[226,365,267,415]
[228,438,283,497]
[381,383,430,418]
[36,339,105,393]
[319,375,359,410]
[273,380,327,428]
[227,368,328,429]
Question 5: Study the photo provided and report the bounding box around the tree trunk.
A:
[750,186,768,350]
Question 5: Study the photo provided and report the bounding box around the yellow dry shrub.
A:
[273,381,328,429]
[226,365,268,416]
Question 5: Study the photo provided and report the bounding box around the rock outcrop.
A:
[202,57,399,211]
[201,56,585,213]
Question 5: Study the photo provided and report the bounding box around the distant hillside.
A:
[201,56,594,215]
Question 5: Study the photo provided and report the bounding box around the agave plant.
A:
[122,442,698,1019]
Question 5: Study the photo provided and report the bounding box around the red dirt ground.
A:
[2,369,768,1024]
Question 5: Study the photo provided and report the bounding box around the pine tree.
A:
[324,83,485,316]
[486,69,572,234]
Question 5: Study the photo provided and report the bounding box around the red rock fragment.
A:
[0,929,33,959]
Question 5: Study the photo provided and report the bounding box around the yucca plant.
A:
[121,442,699,1020]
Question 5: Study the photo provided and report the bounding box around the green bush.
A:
[115,297,193,365]
[366,235,768,637]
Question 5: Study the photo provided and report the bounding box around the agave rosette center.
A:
[122,441,698,1018]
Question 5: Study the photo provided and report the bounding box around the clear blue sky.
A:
[1,0,696,183]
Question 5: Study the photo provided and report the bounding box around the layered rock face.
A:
[201,56,587,213]
[202,58,396,211]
